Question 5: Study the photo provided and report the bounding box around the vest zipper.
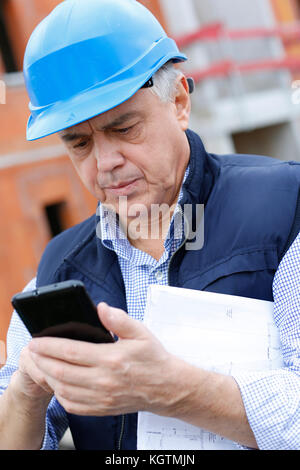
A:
[167,207,189,285]
[117,414,125,450]
[167,238,187,285]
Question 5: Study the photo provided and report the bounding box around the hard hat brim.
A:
[26,52,187,141]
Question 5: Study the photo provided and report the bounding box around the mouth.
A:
[108,180,137,189]
[105,178,141,196]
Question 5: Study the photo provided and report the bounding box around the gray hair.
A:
[150,61,183,103]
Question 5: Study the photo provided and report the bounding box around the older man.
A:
[0,0,299,450]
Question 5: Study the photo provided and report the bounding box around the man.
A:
[0,0,299,450]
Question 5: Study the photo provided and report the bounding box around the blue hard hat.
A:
[23,0,187,141]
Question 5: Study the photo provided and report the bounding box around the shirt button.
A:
[155,270,164,282]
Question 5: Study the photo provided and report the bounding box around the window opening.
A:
[44,202,66,237]
[0,2,17,72]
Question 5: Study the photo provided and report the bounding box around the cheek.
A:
[140,143,174,184]
[71,158,105,200]
[71,157,92,185]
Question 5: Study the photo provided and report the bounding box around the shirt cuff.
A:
[232,368,300,450]
[41,418,57,450]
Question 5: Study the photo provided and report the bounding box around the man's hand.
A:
[27,303,181,417]
[26,302,257,447]
[11,345,54,401]
[0,336,53,450]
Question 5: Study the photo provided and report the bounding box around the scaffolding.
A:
[161,0,300,160]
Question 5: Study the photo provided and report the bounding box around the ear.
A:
[174,75,191,131]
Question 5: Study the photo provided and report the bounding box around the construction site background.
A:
[1,0,300,363]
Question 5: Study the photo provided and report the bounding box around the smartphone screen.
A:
[11,280,114,343]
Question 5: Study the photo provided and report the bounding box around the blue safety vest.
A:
[36,129,300,449]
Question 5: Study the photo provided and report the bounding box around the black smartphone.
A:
[11,280,114,343]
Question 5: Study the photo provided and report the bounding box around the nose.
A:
[94,134,125,173]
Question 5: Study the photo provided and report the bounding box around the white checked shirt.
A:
[0,172,299,449]
[233,232,300,449]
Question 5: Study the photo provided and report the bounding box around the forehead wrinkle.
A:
[90,111,142,132]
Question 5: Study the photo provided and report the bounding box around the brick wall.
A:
[3,0,60,71]
[3,0,168,71]
[0,157,97,348]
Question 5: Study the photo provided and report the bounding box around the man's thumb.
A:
[97,302,145,340]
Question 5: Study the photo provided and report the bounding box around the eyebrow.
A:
[100,111,141,130]
[60,132,89,142]
[60,111,141,142]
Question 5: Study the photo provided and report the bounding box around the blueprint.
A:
[138,285,283,450]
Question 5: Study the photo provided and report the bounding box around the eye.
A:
[73,140,89,149]
[114,126,133,135]
[70,138,92,158]
[112,123,142,140]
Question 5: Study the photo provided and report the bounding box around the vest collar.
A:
[181,129,217,208]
